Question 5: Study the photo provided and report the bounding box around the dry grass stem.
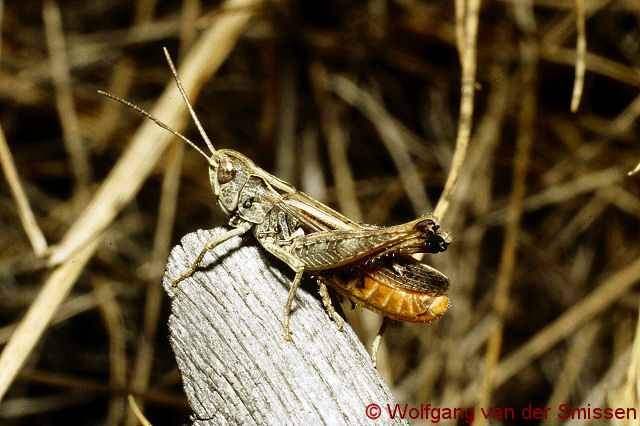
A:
[0,238,99,401]
[549,189,610,249]
[92,278,127,425]
[43,0,91,198]
[478,166,622,228]
[0,293,100,344]
[0,124,48,256]
[127,395,153,426]
[299,126,326,201]
[16,370,187,407]
[433,0,480,220]
[543,321,601,424]
[92,58,137,153]
[310,63,362,220]
[463,254,640,405]
[328,73,431,215]
[178,0,200,57]
[570,0,586,112]
[133,0,159,25]
[0,393,94,418]
[126,141,183,425]
[539,0,610,48]
[0,0,3,64]
[542,47,640,88]
[475,1,539,416]
[273,59,298,183]
[611,304,640,422]
[455,0,466,54]
[571,346,631,424]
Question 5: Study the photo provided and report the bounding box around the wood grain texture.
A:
[163,227,406,424]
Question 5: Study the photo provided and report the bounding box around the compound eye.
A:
[217,158,236,183]
[243,196,254,209]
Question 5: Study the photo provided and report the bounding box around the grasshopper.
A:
[100,48,451,341]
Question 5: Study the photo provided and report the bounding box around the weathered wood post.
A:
[163,228,405,424]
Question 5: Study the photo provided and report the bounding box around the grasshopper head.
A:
[209,150,252,217]
[209,149,275,224]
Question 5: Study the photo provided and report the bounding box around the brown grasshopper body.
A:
[100,48,451,341]
[322,255,449,323]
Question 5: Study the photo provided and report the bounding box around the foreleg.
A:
[172,222,252,286]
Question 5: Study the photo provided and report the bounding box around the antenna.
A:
[162,47,216,155]
[97,90,216,167]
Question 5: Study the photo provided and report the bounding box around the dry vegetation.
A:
[1,0,639,424]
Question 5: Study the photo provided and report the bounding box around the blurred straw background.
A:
[1,0,639,424]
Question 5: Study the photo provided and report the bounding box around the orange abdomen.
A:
[322,269,449,323]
